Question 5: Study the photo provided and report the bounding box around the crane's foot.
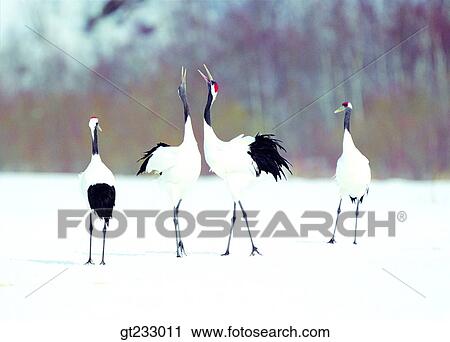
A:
[353,241,357,245]
[221,250,230,256]
[328,237,336,244]
[100,260,106,265]
[178,241,187,256]
[84,259,94,265]
[250,246,261,256]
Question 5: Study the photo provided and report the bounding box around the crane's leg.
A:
[175,200,186,257]
[238,201,261,256]
[174,205,181,258]
[222,202,236,256]
[353,200,360,245]
[100,220,107,265]
[85,212,94,265]
[328,198,342,244]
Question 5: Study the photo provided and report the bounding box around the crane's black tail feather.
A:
[248,134,292,181]
[136,142,170,176]
[87,184,116,220]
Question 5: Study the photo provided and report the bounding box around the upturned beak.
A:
[334,105,345,114]
[198,64,214,83]
[180,66,187,89]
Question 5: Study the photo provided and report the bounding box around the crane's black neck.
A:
[344,108,351,132]
[92,126,99,155]
[204,92,213,126]
[180,95,190,123]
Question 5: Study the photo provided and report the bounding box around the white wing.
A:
[145,146,179,174]
[139,119,201,205]
[204,126,256,177]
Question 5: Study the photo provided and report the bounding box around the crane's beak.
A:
[203,64,213,80]
[180,66,187,88]
[97,124,103,132]
[198,64,214,83]
[197,69,209,83]
[334,105,345,114]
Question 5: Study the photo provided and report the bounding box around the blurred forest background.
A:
[0,0,449,179]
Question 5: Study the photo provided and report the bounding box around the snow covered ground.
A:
[0,173,449,341]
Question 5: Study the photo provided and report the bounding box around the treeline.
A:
[0,0,449,179]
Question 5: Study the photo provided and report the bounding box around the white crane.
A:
[329,102,371,245]
[198,65,291,256]
[79,117,116,265]
[137,67,201,258]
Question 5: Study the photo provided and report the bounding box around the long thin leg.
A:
[222,202,236,256]
[174,205,181,257]
[328,198,342,244]
[353,200,360,245]
[100,220,107,265]
[175,199,186,257]
[85,212,94,264]
[238,201,261,256]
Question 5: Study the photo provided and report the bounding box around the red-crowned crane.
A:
[198,65,291,256]
[328,102,371,245]
[137,67,201,258]
[79,117,116,265]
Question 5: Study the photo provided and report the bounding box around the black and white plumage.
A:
[329,102,371,245]
[137,67,201,258]
[137,142,170,176]
[79,117,116,265]
[198,64,291,256]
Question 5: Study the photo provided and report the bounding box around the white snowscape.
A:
[0,173,449,341]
